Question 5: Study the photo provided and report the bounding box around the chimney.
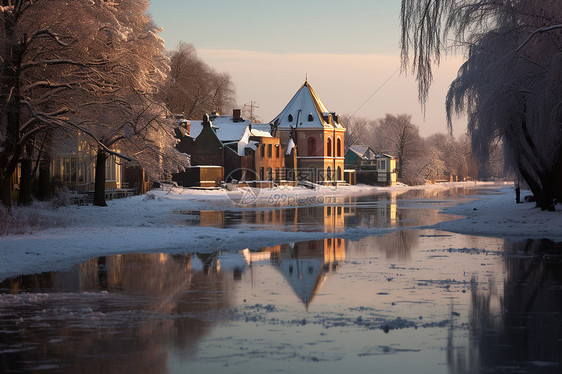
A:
[233,108,242,122]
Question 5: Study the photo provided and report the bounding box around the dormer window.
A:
[288,114,293,122]
[308,113,314,122]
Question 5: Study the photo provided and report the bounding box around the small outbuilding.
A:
[344,146,397,186]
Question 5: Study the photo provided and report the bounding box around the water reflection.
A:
[346,231,420,261]
[179,191,462,233]
[450,240,562,373]
[2,227,561,372]
[0,253,236,373]
[274,239,345,308]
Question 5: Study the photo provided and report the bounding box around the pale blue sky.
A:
[149,0,399,54]
[148,1,466,137]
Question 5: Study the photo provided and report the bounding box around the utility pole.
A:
[244,100,259,123]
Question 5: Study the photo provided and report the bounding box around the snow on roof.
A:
[285,137,296,155]
[376,153,395,159]
[188,115,251,142]
[249,123,272,138]
[348,145,377,160]
[236,126,252,156]
[271,81,341,129]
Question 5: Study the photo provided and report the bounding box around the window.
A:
[275,144,280,158]
[307,137,316,156]
[267,167,273,181]
[288,114,293,122]
[327,166,332,181]
[260,144,265,158]
[308,113,314,122]
[275,168,280,181]
[105,155,115,181]
[378,160,386,170]
[337,166,342,180]
[268,144,272,158]
[259,167,264,180]
[337,138,341,157]
[327,137,332,157]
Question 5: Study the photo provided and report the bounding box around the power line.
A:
[350,66,400,118]
[244,100,259,122]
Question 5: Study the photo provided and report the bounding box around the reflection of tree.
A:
[0,253,236,372]
[347,230,419,261]
[449,240,562,373]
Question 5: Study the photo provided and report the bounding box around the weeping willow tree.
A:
[401,0,562,210]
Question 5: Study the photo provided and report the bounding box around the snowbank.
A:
[0,184,388,281]
[430,187,562,241]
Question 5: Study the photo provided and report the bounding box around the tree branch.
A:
[515,24,562,53]
[27,28,71,47]
[21,80,73,92]
[21,58,105,70]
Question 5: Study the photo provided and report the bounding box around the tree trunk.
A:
[38,156,52,201]
[0,10,22,209]
[0,172,12,209]
[18,158,33,205]
[18,142,35,205]
[94,148,108,207]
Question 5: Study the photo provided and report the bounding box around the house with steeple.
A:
[270,80,346,184]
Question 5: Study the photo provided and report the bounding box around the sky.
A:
[148,0,467,137]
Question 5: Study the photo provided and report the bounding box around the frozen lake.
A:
[1,186,561,373]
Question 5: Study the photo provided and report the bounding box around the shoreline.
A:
[2,181,561,282]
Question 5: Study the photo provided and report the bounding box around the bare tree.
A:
[377,114,422,180]
[401,0,562,210]
[162,42,236,119]
[340,115,378,150]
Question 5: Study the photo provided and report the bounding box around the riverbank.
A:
[431,186,562,241]
[1,182,561,281]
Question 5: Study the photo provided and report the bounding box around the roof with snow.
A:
[285,137,296,155]
[348,145,377,160]
[186,115,275,156]
[376,153,395,159]
[188,115,251,143]
[249,123,273,138]
[271,81,344,130]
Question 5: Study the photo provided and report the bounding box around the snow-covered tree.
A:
[0,0,185,207]
[401,0,562,210]
[162,42,236,120]
[75,0,185,206]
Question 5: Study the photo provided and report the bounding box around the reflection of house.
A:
[174,110,297,187]
[277,239,345,308]
[344,145,397,186]
[242,238,345,308]
[271,80,346,184]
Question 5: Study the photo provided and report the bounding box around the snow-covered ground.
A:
[1,182,561,281]
[431,186,562,241]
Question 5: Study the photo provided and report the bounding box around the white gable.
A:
[271,81,337,129]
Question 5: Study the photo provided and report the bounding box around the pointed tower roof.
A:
[271,81,344,129]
